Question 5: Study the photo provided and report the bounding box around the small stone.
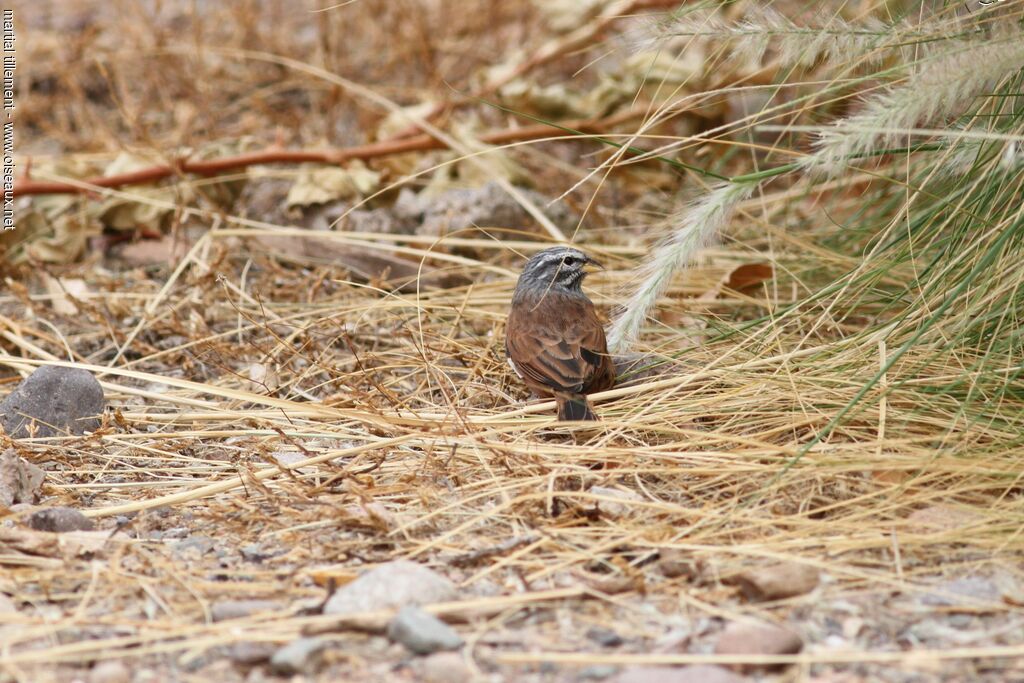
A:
[420,651,472,683]
[416,182,574,238]
[0,365,105,438]
[387,605,463,655]
[714,622,803,670]
[585,626,624,647]
[26,507,95,533]
[88,660,131,683]
[211,599,282,622]
[657,549,701,580]
[269,637,326,675]
[323,560,457,617]
[172,535,216,559]
[226,641,276,666]
[579,665,619,680]
[609,665,745,683]
[240,542,282,563]
[0,448,45,506]
[735,562,820,601]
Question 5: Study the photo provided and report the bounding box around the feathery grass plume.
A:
[644,6,935,69]
[608,181,754,352]
[939,134,1024,178]
[802,37,1024,175]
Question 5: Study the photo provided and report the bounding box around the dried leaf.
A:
[699,262,774,300]
[302,566,360,589]
[376,101,437,140]
[286,162,381,208]
[41,274,90,315]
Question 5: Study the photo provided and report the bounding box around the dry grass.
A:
[2,1,1024,682]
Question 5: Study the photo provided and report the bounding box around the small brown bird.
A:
[505,247,615,420]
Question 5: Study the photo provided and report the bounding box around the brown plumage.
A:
[505,247,615,420]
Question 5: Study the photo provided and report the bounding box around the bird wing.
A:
[506,305,609,395]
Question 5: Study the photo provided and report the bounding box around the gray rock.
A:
[0,366,104,438]
[387,605,463,655]
[0,448,45,506]
[171,535,216,559]
[27,506,95,532]
[416,181,575,237]
[323,560,457,616]
[269,637,326,675]
[921,576,1003,608]
[585,626,624,647]
[226,641,276,666]
[609,665,745,683]
[211,599,282,622]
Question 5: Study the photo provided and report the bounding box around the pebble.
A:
[657,549,701,580]
[269,637,326,675]
[323,560,457,617]
[579,665,620,680]
[714,621,803,670]
[210,599,282,622]
[585,626,624,647]
[609,665,746,683]
[420,651,472,683]
[0,448,45,506]
[735,562,820,601]
[0,365,104,437]
[226,641,276,666]
[88,660,131,683]
[387,605,463,654]
[27,507,95,533]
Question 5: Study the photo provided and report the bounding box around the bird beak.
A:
[585,257,604,272]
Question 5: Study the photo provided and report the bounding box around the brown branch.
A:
[13,114,639,197]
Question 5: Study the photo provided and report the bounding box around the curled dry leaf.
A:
[699,262,775,300]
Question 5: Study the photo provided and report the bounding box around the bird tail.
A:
[556,393,598,421]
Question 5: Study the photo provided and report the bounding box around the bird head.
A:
[518,246,602,294]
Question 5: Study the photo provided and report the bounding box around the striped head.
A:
[514,247,601,298]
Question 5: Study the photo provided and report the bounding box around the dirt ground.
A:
[2,1,1023,682]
